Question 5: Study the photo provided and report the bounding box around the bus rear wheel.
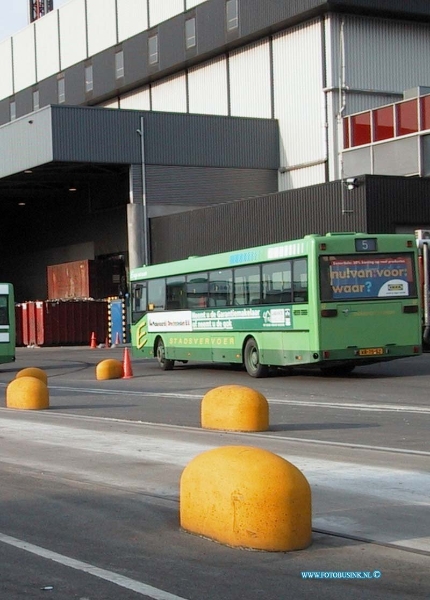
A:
[244,338,269,378]
[156,338,174,371]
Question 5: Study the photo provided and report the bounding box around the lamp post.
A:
[136,116,149,266]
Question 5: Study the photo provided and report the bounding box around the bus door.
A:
[0,284,15,363]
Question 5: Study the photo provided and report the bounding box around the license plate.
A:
[358,347,384,356]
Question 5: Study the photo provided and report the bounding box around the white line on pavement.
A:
[0,533,188,600]
[46,385,430,415]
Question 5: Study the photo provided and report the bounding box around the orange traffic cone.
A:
[115,332,121,345]
[122,347,133,379]
[90,331,97,349]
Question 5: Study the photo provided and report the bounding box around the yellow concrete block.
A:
[180,445,312,551]
[6,376,49,410]
[201,385,269,431]
[96,359,123,380]
[15,367,48,385]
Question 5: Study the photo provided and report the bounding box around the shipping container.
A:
[47,259,126,300]
[18,300,108,346]
[15,304,23,347]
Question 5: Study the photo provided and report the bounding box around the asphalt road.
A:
[0,347,429,599]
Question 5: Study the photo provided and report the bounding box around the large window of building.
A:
[185,18,196,49]
[115,51,124,79]
[396,99,418,137]
[33,90,40,111]
[57,77,65,103]
[85,65,94,92]
[149,35,159,65]
[374,106,394,142]
[226,0,238,31]
[350,111,371,146]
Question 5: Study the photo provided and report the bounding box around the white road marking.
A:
[0,533,188,600]
[46,385,430,414]
[0,414,429,552]
[1,382,429,414]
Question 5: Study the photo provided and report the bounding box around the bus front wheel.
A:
[244,338,269,378]
[156,338,174,371]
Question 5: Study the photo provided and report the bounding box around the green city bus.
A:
[0,284,15,364]
[130,233,422,377]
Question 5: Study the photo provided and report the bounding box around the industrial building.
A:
[2,0,430,305]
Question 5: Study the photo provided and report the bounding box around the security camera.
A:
[345,177,358,190]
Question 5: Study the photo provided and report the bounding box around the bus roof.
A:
[130,232,416,281]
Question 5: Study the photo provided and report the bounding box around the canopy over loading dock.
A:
[0,105,279,301]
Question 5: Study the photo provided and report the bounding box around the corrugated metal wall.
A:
[35,10,60,82]
[151,74,187,113]
[229,40,272,118]
[148,0,183,28]
[87,0,117,57]
[272,19,326,189]
[186,0,207,8]
[117,0,148,43]
[59,0,87,71]
[343,16,430,93]
[150,181,367,263]
[149,174,430,265]
[12,28,36,93]
[188,57,229,115]
[145,165,278,212]
[139,111,279,168]
[365,176,430,232]
[0,40,13,100]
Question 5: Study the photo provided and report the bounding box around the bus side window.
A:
[262,260,292,304]
[148,278,166,311]
[234,265,261,305]
[166,276,186,309]
[131,283,147,323]
[293,259,308,302]
[209,269,233,307]
[186,273,208,309]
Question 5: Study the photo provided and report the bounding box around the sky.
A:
[0,0,71,43]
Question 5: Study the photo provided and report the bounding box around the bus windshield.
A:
[319,253,417,301]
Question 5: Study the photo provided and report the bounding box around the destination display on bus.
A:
[320,254,416,300]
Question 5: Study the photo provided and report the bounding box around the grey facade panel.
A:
[149,181,367,264]
[65,63,86,106]
[373,138,419,176]
[196,0,226,55]
[145,165,278,208]
[0,99,9,125]
[15,89,33,120]
[92,47,118,100]
[141,112,279,168]
[123,33,148,89]
[38,75,59,113]
[421,135,430,177]
[159,16,186,71]
[342,146,372,178]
